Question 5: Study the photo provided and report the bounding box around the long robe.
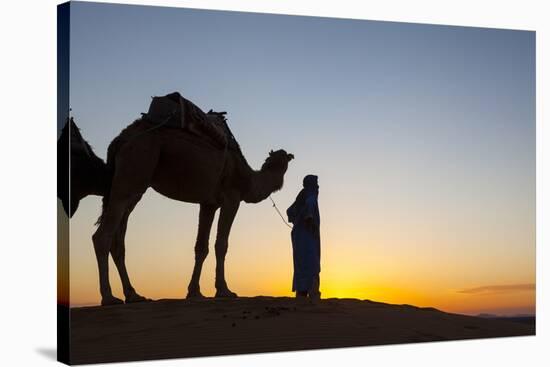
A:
[288,190,321,293]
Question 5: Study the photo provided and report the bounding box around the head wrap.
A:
[287,175,319,223]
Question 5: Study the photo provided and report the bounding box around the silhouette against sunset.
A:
[61,2,535,317]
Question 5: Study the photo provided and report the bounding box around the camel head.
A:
[261,149,294,173]
[242,149,294,203]
[262,149,294,192]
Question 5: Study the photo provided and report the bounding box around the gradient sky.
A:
[65,2,535,315]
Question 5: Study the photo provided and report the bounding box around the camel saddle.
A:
[143,92,232,149]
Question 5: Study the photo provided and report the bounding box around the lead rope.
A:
[269,195,293,229]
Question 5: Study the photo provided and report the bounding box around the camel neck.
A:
[243,168,284,203]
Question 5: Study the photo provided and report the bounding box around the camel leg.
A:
[214,200,240,298]
[92,143,160,306]
[187,204,217,298]
[110,197,149,303]
[92,196,136,306]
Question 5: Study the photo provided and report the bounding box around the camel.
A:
[81,115,294,306]
[58,118,110,217]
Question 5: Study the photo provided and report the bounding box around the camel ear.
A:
[269,150,274,156]
[287,153,294,161]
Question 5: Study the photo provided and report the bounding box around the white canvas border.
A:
[0,0,546,366]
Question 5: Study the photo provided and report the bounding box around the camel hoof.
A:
[101,296,124,306]
[215,289,238,298]
[125,293,150,303]
[186,289,205,299]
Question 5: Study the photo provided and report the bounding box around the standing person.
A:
[286,175,321,299]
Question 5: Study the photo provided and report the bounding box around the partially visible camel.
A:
[58,118,109,217]
[90,117,294,305]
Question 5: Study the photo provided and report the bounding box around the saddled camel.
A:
[66,114,293,306]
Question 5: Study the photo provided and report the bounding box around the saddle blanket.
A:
[143,92,230,149]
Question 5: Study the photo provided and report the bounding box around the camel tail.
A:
[95,131,127,226]
[94,150,116,226]
[95,182,111,226]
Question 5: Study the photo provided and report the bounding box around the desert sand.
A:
[69,297,534,364]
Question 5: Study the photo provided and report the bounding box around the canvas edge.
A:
[57,1,71,365]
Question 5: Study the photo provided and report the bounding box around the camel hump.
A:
[143,92,230,149]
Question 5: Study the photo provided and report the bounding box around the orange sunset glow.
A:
[59,3,535,317]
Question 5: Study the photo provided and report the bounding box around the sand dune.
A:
[69,297,534,364]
